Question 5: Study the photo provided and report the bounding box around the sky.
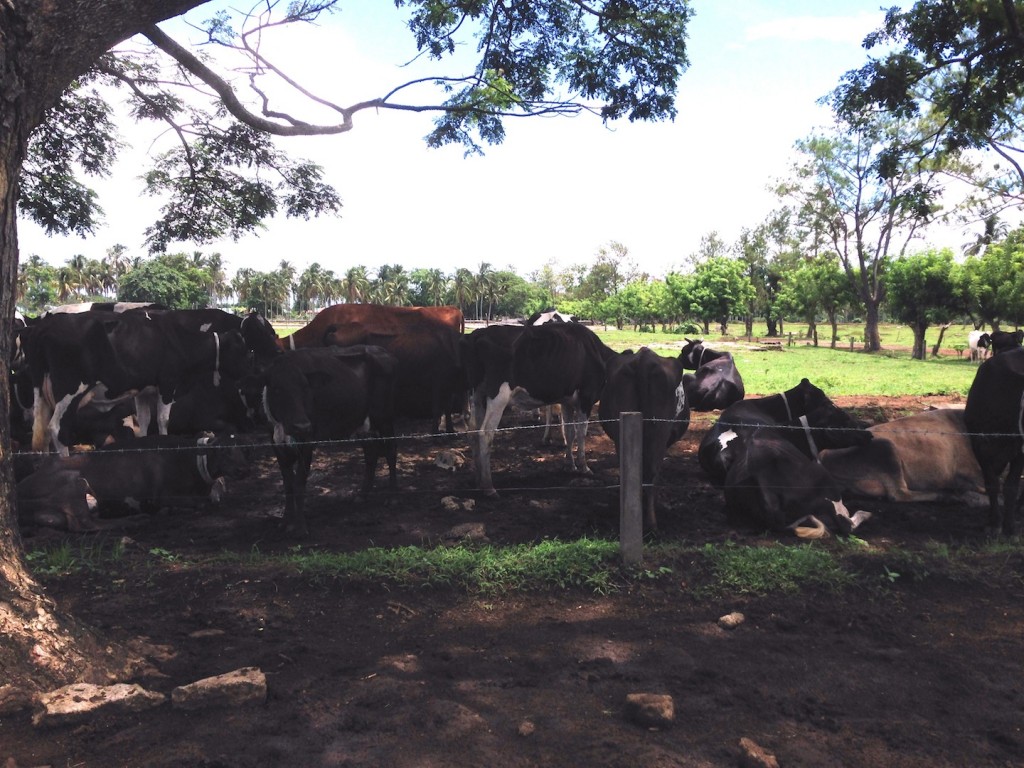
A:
[17,1,984,281]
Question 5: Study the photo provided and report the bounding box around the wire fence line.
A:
[23,414,1024,460]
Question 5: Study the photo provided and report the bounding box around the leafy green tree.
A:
[0,0,695,691]
[884,248,962,360]
[777,254,857,348]
[665,257,753,336]
[490,270,535,319]
[834,3,1024,207]
[16,254,58,313]
[410,268,449,307]
[779,113,947,351]
[963,226,1024,329]
[118,252,211,308]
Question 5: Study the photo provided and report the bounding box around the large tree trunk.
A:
[0,0,207,697]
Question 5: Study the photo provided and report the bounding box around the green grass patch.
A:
[590,323,978,398]
[693,541,854,596]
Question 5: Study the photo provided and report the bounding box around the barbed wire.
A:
[15,409,1019,512]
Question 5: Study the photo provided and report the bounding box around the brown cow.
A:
[280,304,465,432]
[279,304,464,349]
[820,408,987,507]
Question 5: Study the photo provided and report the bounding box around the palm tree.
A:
[452,268,473,317]
[474,261,496,321]
[342,266,370,304]
[962,214,1010,257]
[424,268,448,306]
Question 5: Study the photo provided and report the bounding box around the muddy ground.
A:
[4,394,1024,768]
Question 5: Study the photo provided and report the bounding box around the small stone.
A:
[624,693,675,728]
[171,667,267,711]
[718,612,745,630]
[518,720,536,736]
[33,682,165,728]
[738,736,780,768]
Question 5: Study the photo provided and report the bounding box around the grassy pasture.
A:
[593,322,979,398]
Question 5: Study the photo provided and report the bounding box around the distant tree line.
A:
[19,221,1024,362]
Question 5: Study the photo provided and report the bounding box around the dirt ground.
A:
[4,393,1024,768]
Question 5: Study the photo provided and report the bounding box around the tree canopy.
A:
[833,1,1024,205]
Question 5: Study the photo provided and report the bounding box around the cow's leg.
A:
[156,397,173,436]
[541,405,566,446]
[562,400,591,474]
[134,390,156,437]
[47,386,88,456]
[470,384,513,495]
[292,446,314,536]
[979,451,1009,534]
[31,384,56,453]
[1001,452,1024,536]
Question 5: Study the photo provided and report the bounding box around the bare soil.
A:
[4,394,1024,768]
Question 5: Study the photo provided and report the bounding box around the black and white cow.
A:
[462,322,616,495]
[968,330,991,363]
[25,310,251,454]
[964,347,1024,535]
[698,378,835,487]
[598,347,690,530]
[58,432,252,515]
[722,403,875,537]
[262,345,399,537]
[679,339,745,411]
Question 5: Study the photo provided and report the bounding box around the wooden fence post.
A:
[619,411,643,566]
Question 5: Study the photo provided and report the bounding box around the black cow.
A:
[59,433,252,515]
[679,339,744,411]
[698,378,834,487]
[964,347,1024,534]
[25,310,251,454]
[722,403,875,537]
[598,347,690,530]
[989,329,1024,355]
[462,322,616,495]
[262,345,399,537]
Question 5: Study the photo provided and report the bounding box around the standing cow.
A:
[598,347,689,531]
[463,322,616,495]
[262,345,398,537]
[282,303,465,433]
[964,347,1024,535]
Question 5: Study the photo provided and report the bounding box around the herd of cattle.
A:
[8,302,1024,540]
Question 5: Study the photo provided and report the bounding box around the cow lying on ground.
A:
[964,347,1024,535]
[698,378,834,487]
[819,408,986,507]
[262,345,399,537]
[598,347,689,531]
[679,339,744,411]
[57,433,252,516]
[462,322,616,495]
[722,404,874,537]
[17,462,99,532]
